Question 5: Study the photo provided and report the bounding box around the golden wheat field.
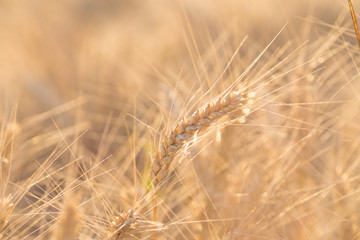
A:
[1,0,360,239]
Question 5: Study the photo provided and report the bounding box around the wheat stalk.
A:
[150,90,252,187]
[52,202,80,240]
[0,195,13,238]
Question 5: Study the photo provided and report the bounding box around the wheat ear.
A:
[150,90,251,187]
[109,209,138,239]
[109,90,250,237]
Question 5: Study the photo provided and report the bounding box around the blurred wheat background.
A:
[1,0,360,239]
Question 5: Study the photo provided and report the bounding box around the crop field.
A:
[1,1,360,239]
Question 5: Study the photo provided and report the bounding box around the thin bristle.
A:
[347,0,360,49]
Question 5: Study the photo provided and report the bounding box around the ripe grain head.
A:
[150,90,253,188]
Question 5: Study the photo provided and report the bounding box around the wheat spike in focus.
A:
[151,90,251,187]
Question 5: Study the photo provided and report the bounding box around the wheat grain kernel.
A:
[156,169,166,181]
[198,118,212,125]
[152,160,161,173]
